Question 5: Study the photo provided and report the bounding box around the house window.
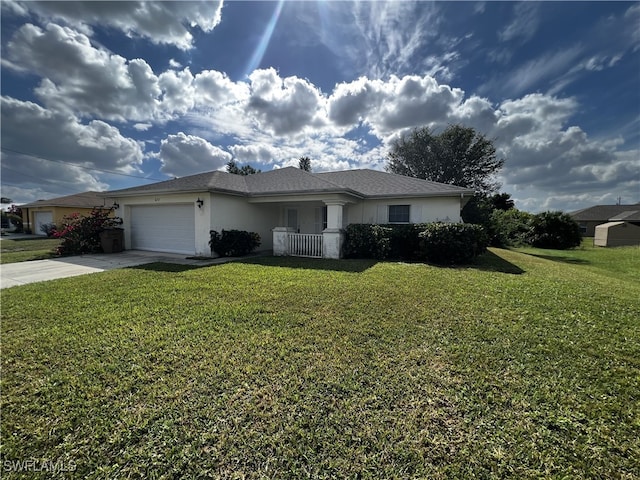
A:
[388,205,410,223]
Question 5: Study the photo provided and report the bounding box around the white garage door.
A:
[34,211,53,236]
[130,204,195,255]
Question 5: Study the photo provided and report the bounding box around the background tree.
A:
[6,204,23,232]
[386,124,504,196]
[298,156,312,172]
[226,160,261,176]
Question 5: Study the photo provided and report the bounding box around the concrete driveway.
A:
[0,250,228,289]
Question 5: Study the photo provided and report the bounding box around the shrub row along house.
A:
[101,167,473,259]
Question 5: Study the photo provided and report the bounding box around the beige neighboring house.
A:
[102,167,474,259]
[570,204,640,236]
[21,191,113,235]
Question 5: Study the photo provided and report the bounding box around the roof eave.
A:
[365,190,475,199]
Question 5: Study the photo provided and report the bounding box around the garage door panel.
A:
[130,204,195,254]
[34,211,53,236]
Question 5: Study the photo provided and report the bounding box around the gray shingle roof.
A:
[106,167,474,199]
[21,191,109,208]
[317,169,472,197]
[569,205,640,221]
[609,210,640,222]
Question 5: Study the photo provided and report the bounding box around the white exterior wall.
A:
[210,194,279,251]
[345,196,463,225]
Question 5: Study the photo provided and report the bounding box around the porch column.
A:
[322,201,345,259]
[272,226,295,256]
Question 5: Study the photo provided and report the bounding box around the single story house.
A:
[102,167,474,259]
[570,204,640,236]
[21,191,114,235]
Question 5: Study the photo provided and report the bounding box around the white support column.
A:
[272,227,295,256]
[322,201,345,259]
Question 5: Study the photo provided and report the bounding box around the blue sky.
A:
[1,1,638,212]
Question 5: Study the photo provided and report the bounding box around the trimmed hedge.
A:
[344,222,488,264]
[418,223,488,265]
[343,224,392,259]
[209,229,261,257]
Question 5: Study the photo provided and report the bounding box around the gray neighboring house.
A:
[569,204,640,236]
[102,167,474,258]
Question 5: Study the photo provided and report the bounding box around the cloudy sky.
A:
[1,1,638,212]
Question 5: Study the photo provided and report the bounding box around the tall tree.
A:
[226,160,261,176]
[386,124,504,196]
[298,156,312,172]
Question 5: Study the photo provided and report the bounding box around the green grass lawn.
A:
[1,246,639,478]
[0,237,60,264]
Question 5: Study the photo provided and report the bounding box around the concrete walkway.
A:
[0,250,234,289]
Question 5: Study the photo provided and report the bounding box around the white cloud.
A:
[499,2,540,44]
[328,74,464,139]
[8,0,224,50]
[133,123,153,132]
[159,68,196,115]
[7,23,162,122]
[0,96,143,202]
[246,68,326,136]
[1,96,143,170]
[158,133,232,177]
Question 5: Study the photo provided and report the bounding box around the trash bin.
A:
[100,228,124,253]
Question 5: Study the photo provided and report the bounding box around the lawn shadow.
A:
[524,253,590,265]
[237,256,378,273]
[465,250,525,274]
[127,262,211,273]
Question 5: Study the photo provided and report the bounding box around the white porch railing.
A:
[288,233,323,258]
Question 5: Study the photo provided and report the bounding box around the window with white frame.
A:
[388,205,410,223]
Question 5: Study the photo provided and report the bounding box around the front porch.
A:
[271,201,347,259]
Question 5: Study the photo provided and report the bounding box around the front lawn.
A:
[1,247,638,478]
[0,237,60,264]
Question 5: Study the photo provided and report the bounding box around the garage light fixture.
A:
[196,198,204,209]
[112,201,119,210]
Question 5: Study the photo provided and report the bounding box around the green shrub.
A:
[343,224,392,259]
[54,209,121,256]
[526,211,582,250]
[490,209,534,247]
[387,224,430,260]
[209,230,261,257]
[418,223,488,265]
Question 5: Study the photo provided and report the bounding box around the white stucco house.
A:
[102,167,474,259]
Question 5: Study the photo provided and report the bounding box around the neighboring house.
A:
[102,167,474,258]
[569,204,640,236]
[21,191,113,235]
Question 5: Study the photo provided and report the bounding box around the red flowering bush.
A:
[54,208,121,256]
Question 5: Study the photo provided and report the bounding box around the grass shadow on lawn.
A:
[239,252,525,275]
[238,255,379,273]
[466,250,525,274]
[524,253,590,266]
[127,262,212,273]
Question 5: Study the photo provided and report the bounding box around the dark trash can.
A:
[100,228,124,253]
